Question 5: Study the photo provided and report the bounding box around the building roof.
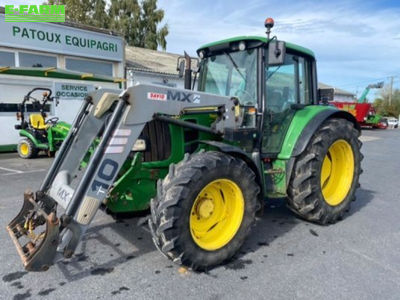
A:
[125,46,181,76]
[318,82,355,97]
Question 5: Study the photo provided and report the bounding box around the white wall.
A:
[0,74,119,147]
[333,94,356,102]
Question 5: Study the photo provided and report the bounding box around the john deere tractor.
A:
[7,19,362,272]
[15,88,70,158]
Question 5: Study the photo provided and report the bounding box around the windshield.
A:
[198,49,257,106]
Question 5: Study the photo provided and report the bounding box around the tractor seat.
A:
[29,114,47,130]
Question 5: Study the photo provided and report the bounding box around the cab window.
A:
[266,53,311,111]
[262,52,313,155]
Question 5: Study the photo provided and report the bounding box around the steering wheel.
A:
[46,117,59,125]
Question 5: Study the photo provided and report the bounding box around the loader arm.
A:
[7,84,243,271]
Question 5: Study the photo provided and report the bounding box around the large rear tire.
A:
[287,118,362,224]
[149,151,259,270]
[17,138,38,159]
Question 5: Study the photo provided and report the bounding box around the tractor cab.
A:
[195,18,318,157]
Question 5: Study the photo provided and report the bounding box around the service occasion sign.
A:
[54,83,94,100]
[0,14,123,62]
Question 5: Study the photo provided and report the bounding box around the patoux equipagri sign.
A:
[0,14,124,62]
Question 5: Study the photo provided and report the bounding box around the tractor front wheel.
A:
[17,138,38,159]
[287,118,362,224]
[149,151,259,270]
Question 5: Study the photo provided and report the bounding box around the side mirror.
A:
[268,40,286,66]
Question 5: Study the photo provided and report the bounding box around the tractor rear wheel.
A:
[149,151,259,270]
[17,138,38,159]
[287,118,362,224]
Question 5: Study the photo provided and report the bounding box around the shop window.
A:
[0,51,15,66]
[0,103,18,112]
[0,103,51,113]
[66,58,113,76]
[19,52,57,68]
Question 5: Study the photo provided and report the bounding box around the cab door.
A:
[261,52,312,156]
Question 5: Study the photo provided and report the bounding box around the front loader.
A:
[7,18,363,271]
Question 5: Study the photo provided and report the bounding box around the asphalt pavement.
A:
[0,128,399,300]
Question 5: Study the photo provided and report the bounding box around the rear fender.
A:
[291,109,360,158]
[282,108,360,187]
[19,129,48,149]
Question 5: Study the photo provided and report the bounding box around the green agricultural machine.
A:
[15,88,70,158]
[7,19,362,272]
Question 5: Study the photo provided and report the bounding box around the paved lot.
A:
[0,129,399,300]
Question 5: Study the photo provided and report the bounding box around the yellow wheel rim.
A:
[321,139,355,206]
[190,179,244,251]
[20,143,29,156]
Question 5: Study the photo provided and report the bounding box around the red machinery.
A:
[327,82,387,129]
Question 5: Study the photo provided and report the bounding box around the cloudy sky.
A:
[158,0,400,98]
[2,0,400,98]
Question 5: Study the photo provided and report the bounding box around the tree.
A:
[46,0,169,50]
[47,0,93,25]
[109,0,168,50]
[374,86,400,118]
[108,0,141,46]
[140,0,169,50]
[91,0,110,29]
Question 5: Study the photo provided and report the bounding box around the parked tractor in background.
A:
[15,88,70,158]
[331,82,387,129]
[8,18,363,272]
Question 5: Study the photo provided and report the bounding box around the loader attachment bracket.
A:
[6,190,60,271]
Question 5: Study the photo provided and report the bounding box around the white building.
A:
[125,45,184,89]
[0,7,124,150]
[318,82,356,102]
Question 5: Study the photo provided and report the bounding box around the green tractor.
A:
[8,18,362,272]
[15,87,70,158]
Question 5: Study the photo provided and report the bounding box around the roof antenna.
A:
[264,17,275,40]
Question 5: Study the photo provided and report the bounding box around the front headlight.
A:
[132,139,146,151]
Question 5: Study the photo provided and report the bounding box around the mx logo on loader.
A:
[148,91,200,103]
